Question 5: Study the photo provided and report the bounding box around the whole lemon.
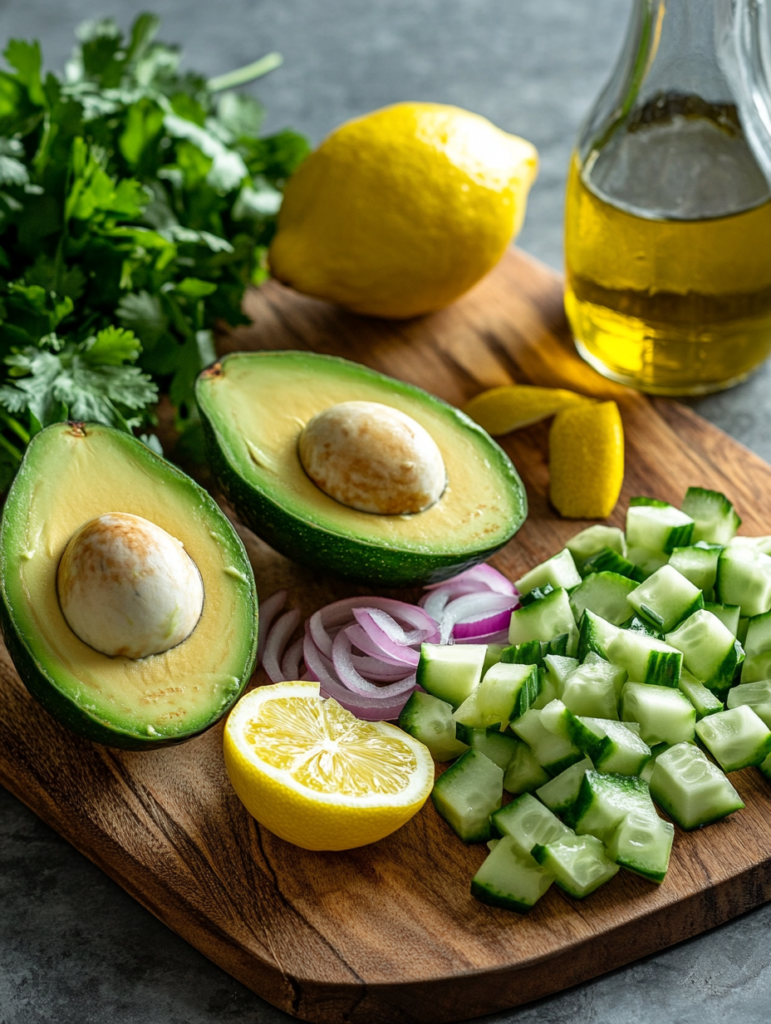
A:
[268,102,538,318]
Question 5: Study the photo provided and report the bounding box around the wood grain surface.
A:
[2,248,771,1024]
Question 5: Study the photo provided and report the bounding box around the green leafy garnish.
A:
[0,13,309,478]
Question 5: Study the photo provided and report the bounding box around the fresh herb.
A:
[0,13,309,488]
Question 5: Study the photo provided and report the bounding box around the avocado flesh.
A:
[196,352,527,586]
[0,423,258,749]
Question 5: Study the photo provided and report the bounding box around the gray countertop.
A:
[3,1,771,1021]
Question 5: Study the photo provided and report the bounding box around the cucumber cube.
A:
[564,770,656,842]
[649,741,744,829]
[431,749,503,843]
[512,708,583,776]
[532,833,619,898]
[704,602,741,637]
[628,564,704,633]
[491,792,571,853]
[626,546,670,579]
[483,644,506,675]
[665,609,744,693]
[473,662,540,726]
[515,548,582,597]
[583,547,645,583]
[626,502,694,554]
[417,643,487,708]
[508,588,578,656]
[503,739,550,794]
[532,669,559,710]
[543,653,579,693]
[621,682,696,745]
[741,610,771,683]
[761,749,771,782]
[607,630,682,686]
[716,546,771,618]
[536,756,593,813]
[580,717,652,776]
[465,728,521,770]
[561,659,623,719]
[569,571,637,627]
[578,609,622,661]
[606,810,674,883]
[728,535,771,556]
[669,544,722,594]
[727,680,771,729]
[695,705,771,771]
[471,835,554,913]
[620,614,663,639]
[398,691,468,762]
[681,486,741,545]
[501,639,544,668]
[678,669,724,719]
[567,525,627,569]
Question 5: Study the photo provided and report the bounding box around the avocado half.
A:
[196,351,527,586]
[0,423,258,749]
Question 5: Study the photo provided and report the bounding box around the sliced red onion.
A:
[345,624,418,667]
[257,589,287,666]
[351,610,420,667]
[308,595,438,660]
[331,629,416,697]
[453,607,514,640]
[423,563,516,596]
[262,608,300,683]
[356,606,435,646]
[439,592,517,644]
[453,628,511,645]
[280,636,305,681]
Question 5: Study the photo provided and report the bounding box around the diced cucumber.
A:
[520,585,555,606]
[501,639,543,668]
[626,501,694,554]
[503,738,551,794]
[606,810,674,883]
[665,609,744,693]
[431,749,503,843]
[491,792,571,852]
[681,486,741,545]
[578,609,622,661]
[695,705,771,771]
[464,727,521,770]
[512,708,583,776]
[621,682,696,745]
[541,700,650,776]
[532,833,619,898]
[628,565,704,633]
[639,742,672,783]
[727,680,771,729]
[620,614,663,639]
[583,546,645,583]
[515,548,582,597]
[508,588,578,656]
[564,770,657,842]
[704,601,741,637]
[626,546,670,579]
[738,617,750,645]
[669,544,722,595]
[716,545,771,618]
[466,661,540,727]
[607,630,682,686]
[543,653,579,693]
[728,535,771,556]
[483,644,506,675]
[567,525,627,569]
[471,835,554,913]
[761,749,771,782]
[678,669,724,719]
[536,756,593,813]
[417,643,487,708]
[561,659,623,719]
[741,610,771,683]
[398,691,468,762]
[532,669,559,710]
[649,741,744,829]
[569,572,637,627]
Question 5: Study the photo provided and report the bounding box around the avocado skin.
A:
[197,355,528,588]
[0,424,259,750]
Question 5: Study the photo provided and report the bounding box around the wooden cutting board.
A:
[2,248,771,1024]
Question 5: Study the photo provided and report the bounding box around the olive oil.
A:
[565,121,771,395]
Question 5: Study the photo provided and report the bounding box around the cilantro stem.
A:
[207,53,283,93]
[0,432,23,465]
[0,410,30,445]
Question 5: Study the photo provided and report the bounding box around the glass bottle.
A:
[564,0,771,395]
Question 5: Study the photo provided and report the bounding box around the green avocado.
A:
[0,422,258,749]
[195,351,527,586]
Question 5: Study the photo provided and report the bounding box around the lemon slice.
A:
[463,385,592,435]
[549,400,624,518]
[223,680,434,850]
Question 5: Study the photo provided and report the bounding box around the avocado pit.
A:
[57,512,204,659]
[298,401,446,515]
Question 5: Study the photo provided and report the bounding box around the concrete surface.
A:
[2,0,771,1021]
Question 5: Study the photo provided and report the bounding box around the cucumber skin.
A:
[470,879,537,914]
[652,788,743,831]
[196,357,527,587]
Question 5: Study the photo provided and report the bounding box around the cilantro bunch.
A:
[0,13,309,488]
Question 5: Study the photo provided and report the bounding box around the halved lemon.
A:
[223,680,434,850]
